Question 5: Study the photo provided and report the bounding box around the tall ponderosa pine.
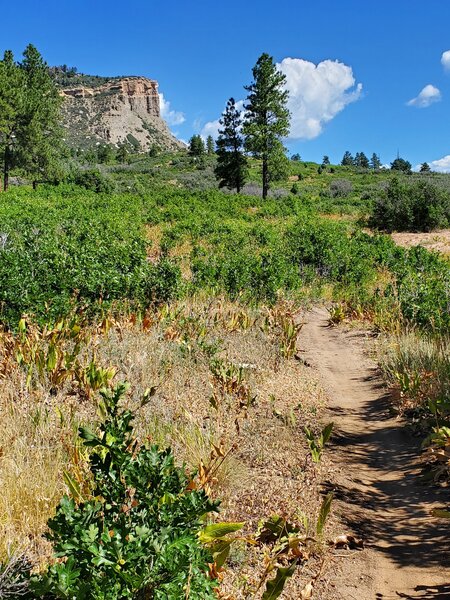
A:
[243,53,290,199]
[341,151,353,166]
[214,98,247,193]
[354,151,369,169]
[370,153,381,170]
[0,45,63,191]
[206,135,215,154]
[0,51,24,191]
[188,134,205,157]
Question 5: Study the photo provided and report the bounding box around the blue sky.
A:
[3,1,450,169]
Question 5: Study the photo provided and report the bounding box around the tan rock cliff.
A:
[60,77,184,151]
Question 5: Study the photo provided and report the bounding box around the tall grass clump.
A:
[378,332,450,413]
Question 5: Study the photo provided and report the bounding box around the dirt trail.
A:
[301,307,449,600]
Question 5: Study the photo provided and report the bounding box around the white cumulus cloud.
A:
[441,50,450,71]
[159,93,185,126]
[278,57,362,139]
[407,84,442,108]
[200,58,362,141]
[426,155,450,173]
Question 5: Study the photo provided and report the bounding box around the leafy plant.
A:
[31,383,219,599]
[422,426,450,482]
[327,303,346,326]
[304,423,334,463]
[255,493,334,599]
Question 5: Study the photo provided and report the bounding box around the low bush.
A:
[370,178,450,232]
[0,187,180,326]
[330,178,353,198]
[31,384,219,599]
[73,169,115,194]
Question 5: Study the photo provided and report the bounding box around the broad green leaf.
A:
[63,470,82,501]
[431,509,450,519]
[198,522,244,543]
[317,492,333,536]
[46,344,58,371]
[211,539,232,569]
[321,422,334,446]
[262,560,298,599]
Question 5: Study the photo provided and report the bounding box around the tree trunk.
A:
[3,147,9,192]
[32,180,37,190]
[262,158,268,199]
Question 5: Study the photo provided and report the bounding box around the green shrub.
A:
[329,179,352,198]
[0,187,180,326]
[74,169,115,194]
[31,384,218,599]
[370,178,450,232]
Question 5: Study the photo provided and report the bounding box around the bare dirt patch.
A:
[391,229,450,255]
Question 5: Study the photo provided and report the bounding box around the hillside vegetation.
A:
[1,49,449,600]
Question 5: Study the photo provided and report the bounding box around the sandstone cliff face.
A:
[60,77,184,151]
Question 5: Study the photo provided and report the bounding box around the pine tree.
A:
[391,157,412,173]
[243,53,290,199]
[370,153,381,170]
[116,143,129,164]
[214,98,247,193]
[206,135,215,154]
[357,152,369,169]
[0,50,25,191]
[16,44,63,188]
[188,134,205,157]
[341,151,353,166]
[420,162,431,172]
[322,155,330,166]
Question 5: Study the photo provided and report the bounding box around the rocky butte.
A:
[60,76,184,151]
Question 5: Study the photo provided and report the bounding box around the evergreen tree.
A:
[188,134,205,157]
[0,50,25,191]
[214,98,247,193]
[206,135,215,154]
[391,157,412,173]
[291,153,301,162]
[356,151,369,169]
[148,143,159,158]
[116,143,129,164]
[370,153,381,169]
[420,162,431,172]
[341,151,353,166]
[15,44,63,188]
[322,155,330,165]
[243,53,290,199]
[97,145,114,164]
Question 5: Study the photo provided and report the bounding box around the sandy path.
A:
[301,307,449,599]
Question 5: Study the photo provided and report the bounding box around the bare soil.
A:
[301,307,449,599]
[391,230,450,255]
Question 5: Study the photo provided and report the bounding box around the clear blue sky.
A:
[3,0,450,169]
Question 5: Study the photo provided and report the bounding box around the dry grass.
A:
[377,330,450,414]
[0,297,334,597]
[0,373,79,566]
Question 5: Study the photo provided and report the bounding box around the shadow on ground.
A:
[322,372,450,571]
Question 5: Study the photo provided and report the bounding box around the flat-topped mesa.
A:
[60,77,160,117]
[60,76,183,150]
